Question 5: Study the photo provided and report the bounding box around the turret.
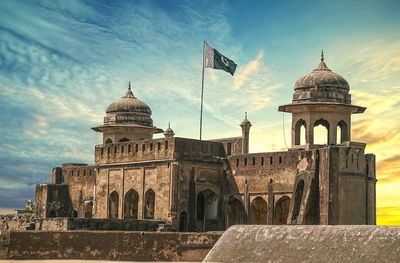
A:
[240,112,251,154]
[278,51,366,148]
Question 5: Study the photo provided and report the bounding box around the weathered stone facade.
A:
[35,53,376,230]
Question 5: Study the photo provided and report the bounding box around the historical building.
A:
[35,53,376,231]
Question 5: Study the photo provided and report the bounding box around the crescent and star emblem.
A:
[221,55,230,67]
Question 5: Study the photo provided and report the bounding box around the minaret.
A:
[164,122,175,138]
[240,112,252,154]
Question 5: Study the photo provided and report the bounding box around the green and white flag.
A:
[204,41,237,76]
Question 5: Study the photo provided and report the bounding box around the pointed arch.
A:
[109,191,119,219]
[274,195,291,225]
[105,138,113,144]
[144,188,155,219]
[226,196,246,227]
[250,196,268,225]
[314,119,330,145]
[124,189,139,219]
[295,119,307,145]
[119,137,130,142]
[197,189,219,231]
[337,120,348,143]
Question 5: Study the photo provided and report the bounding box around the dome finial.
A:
[245,112,248,119]
[122,81,136,99]
[313,50,331,71]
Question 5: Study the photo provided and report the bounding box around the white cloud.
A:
[234,50,264,90]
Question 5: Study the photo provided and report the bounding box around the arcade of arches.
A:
[293,118,350,146]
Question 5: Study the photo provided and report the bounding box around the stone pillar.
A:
[169,162,179,226]
[329,123,337,145]
[306,121,314,146]
[244,180,249,224]
[268,179,274,224]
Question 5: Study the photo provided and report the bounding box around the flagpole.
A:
[199,41,205,140]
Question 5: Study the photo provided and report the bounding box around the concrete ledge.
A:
[203,225,400,263]
[5,230,222,262]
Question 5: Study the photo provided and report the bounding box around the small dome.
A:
[103,83,153,126]
[240,112,252,127]
[164,122,175,138]
[292,51,351,104]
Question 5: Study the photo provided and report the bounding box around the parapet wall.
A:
[3,230,222,261]
[94,137,225,164]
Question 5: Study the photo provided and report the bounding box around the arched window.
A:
[119,137,129,142]
[109,191,119,219]
[249,196,268,225]
[236,159,239,167]
[261,157,264,166]
[337,120,348,144]
[270,156,273,165]
[144,189,155,219]
[157,142,161,151]
[313,119,330,145]
[142,144,146,152]
[252,157,256,166]
[128,144,131,153]
[105,138,113,144]
[294,119,307,145]
[124,189,139,219]
[274,196,291,225]
[279,156,282,164]
[49,210,57,218]
[292,180,304,223]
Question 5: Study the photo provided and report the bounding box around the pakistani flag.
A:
[204,41,237,76]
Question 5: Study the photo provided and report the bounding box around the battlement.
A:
[94,137,225,165]
[229,150,299,177]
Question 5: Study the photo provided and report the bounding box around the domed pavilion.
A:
[278,51,366,148]
[92,82,163,144]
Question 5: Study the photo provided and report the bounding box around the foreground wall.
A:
[0,218,165,231]
[204,225,400,263]
[2,230,221,262]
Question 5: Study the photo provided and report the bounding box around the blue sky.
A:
[0,0,399,224]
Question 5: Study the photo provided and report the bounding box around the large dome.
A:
[103,84,153,126]
[292,52,351,105]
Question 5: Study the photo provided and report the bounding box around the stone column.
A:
[168,162,179,225]
[268,179,274,224]
[306,121,314,146]
[329,122,337,145]
[244,180,249,224]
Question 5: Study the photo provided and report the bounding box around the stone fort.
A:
[34,53,376,231]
